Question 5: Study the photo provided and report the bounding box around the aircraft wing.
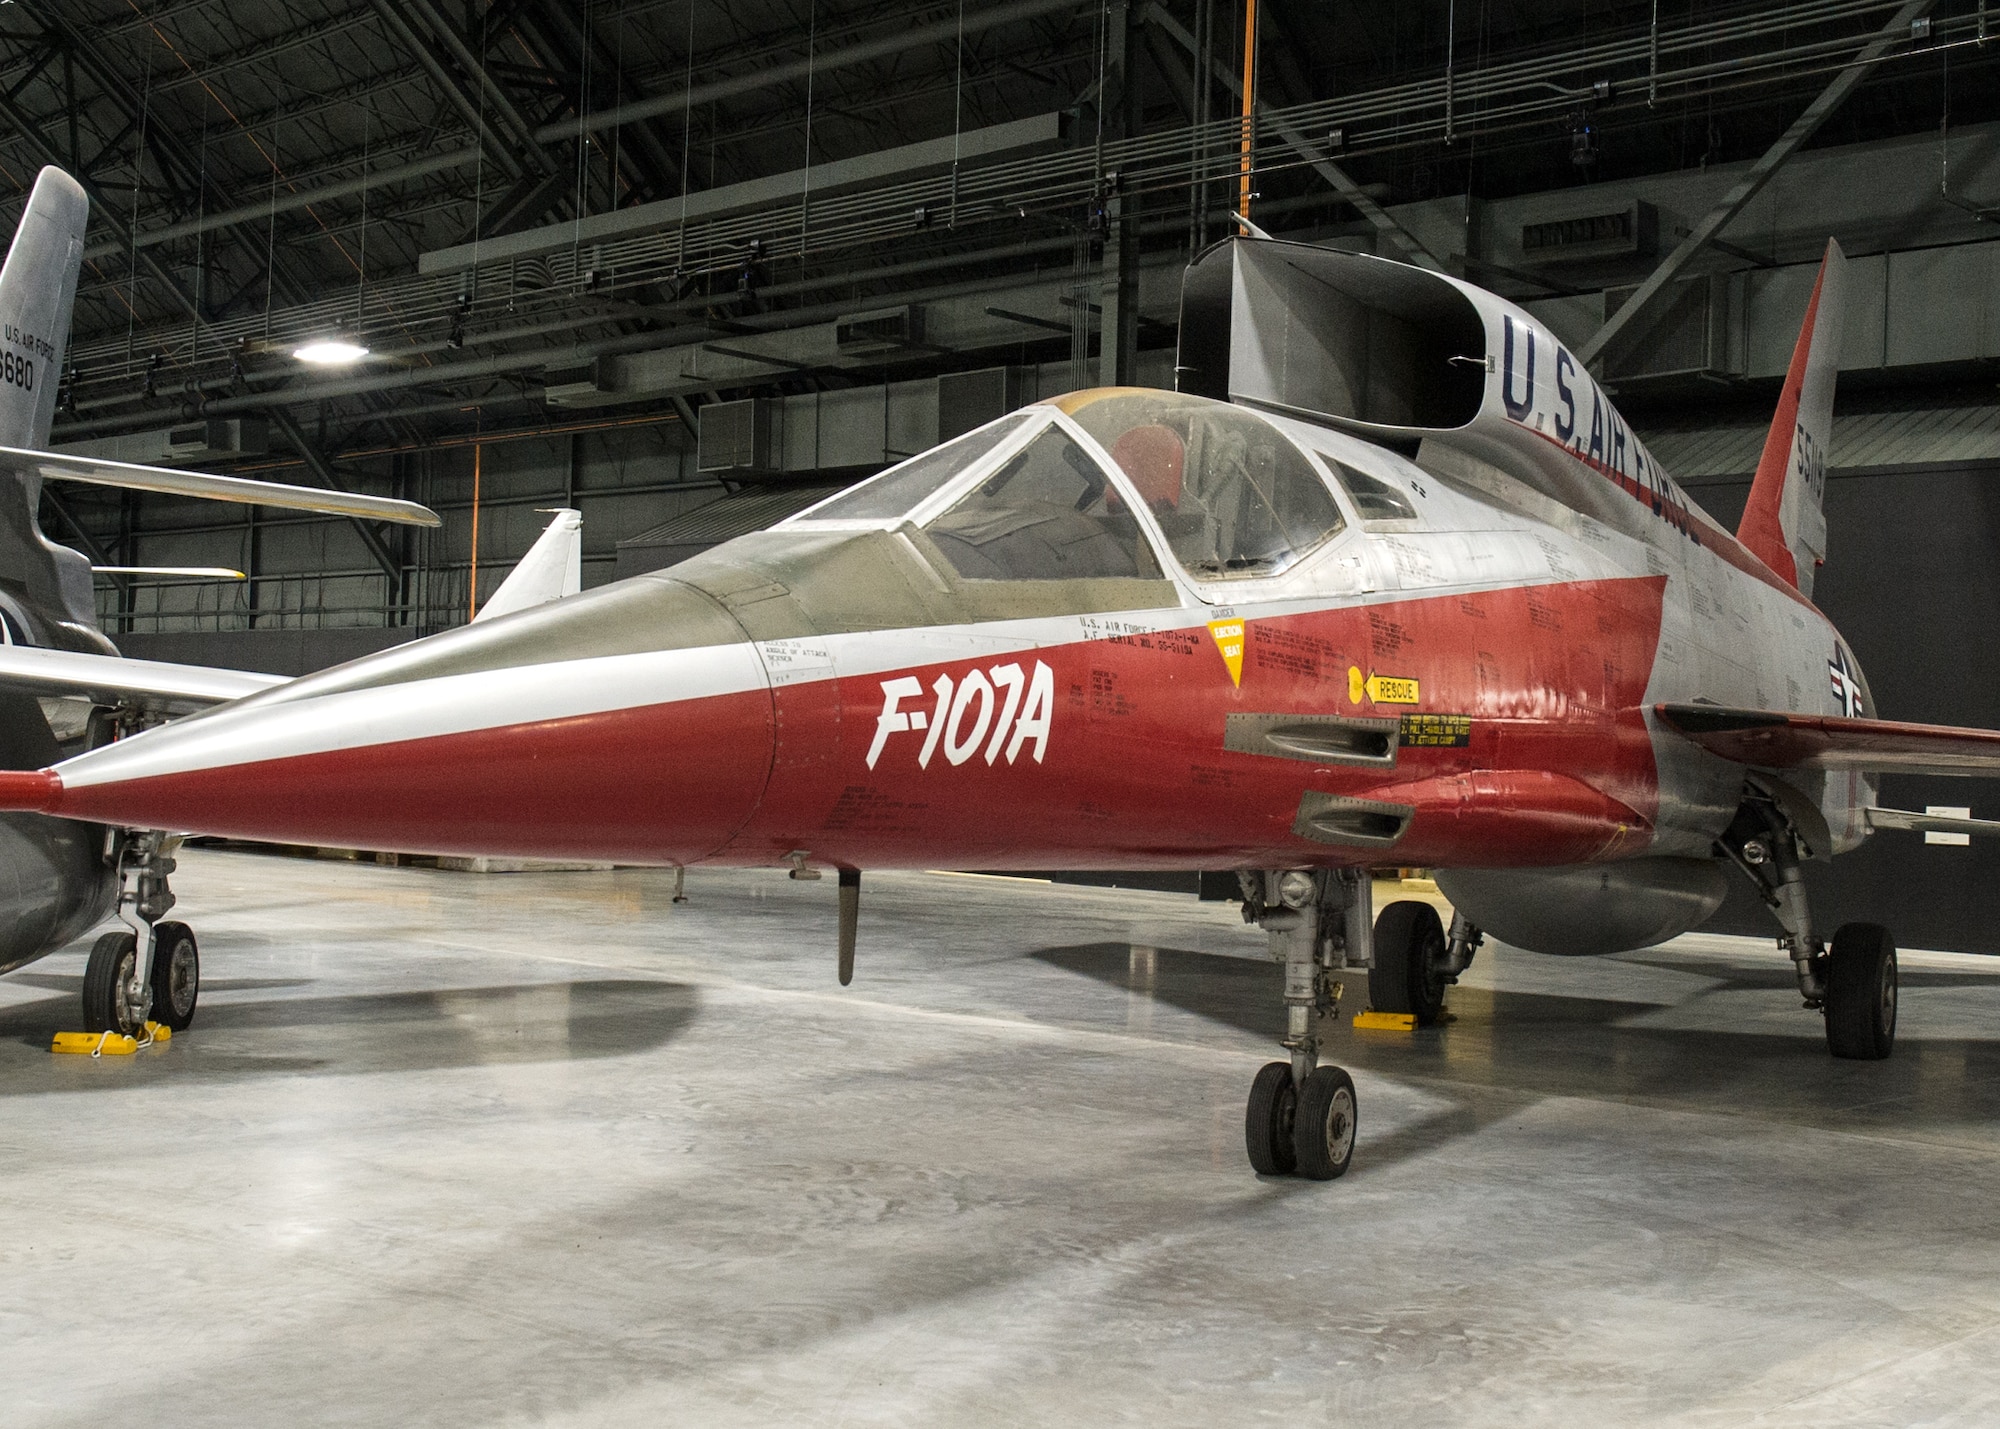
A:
[0,644,286,715]
[1655,704,2000,777]
[1863,806,2000,839]
[6,447,441,526]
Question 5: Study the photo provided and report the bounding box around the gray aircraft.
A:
[0,167,444,1028]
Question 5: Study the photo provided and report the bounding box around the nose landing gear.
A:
[1239,868,1370,1180]
[78,833,197,1037]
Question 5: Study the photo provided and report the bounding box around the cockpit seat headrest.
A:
[1107,424,1185,513]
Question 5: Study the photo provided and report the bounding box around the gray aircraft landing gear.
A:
[80,833,194,1036]
[1240,868,1370,1180]
[1368,903,1482,1026]
[1823,922,1896,1059]
[1720,794,1896,1060]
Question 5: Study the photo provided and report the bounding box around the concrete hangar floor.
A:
[5,853,2000,1426]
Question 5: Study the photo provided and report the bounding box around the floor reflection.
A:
[1035,940,2000,1141]
[0,978,699,1091]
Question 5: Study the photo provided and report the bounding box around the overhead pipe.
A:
[533,0,1087,143]
[81,149,485,262]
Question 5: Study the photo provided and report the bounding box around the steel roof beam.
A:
[534,0,1085,144]
[366,0,528,182]
[398,0,552,173]
[1577,0,1937,370]
[80,147,483,262]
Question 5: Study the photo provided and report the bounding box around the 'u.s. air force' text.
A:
[0,323,52,393]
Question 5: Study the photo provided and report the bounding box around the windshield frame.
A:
[779,408,1053,531]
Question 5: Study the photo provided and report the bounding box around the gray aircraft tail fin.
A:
[0,168,86,452]
[0,169,104,654]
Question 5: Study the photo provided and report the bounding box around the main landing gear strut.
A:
[1239,868,1370,1180]
[1719,793,1896,1060]
[81,832,200,1037]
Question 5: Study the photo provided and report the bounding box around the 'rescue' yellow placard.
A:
[1348,666,1420,705]
[1208,620,1245,687]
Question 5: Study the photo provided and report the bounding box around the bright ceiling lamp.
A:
[292,338,369,365]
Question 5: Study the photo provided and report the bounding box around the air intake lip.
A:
[1225,712,1400,768]
[1292,792,1413,848]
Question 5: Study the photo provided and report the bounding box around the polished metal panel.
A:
[1437,857,1731,957]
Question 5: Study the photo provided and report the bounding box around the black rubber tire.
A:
[81,930,142,1034]
[1825,922,1896,1060]
[1292,1065,1358,1181]
[1244,1061,1298,1175]
[148,921,199,1032]
[1369,900,1448,1026]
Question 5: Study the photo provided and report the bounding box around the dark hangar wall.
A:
[1685,462,2000,954]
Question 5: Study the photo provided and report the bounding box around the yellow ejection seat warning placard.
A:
[1209,620,1245,687]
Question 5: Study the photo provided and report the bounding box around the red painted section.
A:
[44,688,779,864]
[1373,770,1648,866]
[1737,257,1828,588]
[721,576,1668,871]
[0,769,60,812]
[17,578,1668,871]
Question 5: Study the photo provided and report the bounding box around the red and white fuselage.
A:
[0,242,1878,963]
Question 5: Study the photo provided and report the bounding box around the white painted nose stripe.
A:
[55,643,771,790]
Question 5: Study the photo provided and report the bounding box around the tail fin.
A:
[473,509,583,623]
[1738,238,1846,598]
[0,168,100,653]
[0,167,86,451]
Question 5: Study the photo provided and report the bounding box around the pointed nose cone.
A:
[33,578,778,863]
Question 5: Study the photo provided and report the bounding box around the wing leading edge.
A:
[12,447,441,526]
[1656,703,2000,777]
[0,644,285,715]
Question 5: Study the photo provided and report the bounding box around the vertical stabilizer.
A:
[1738,238,1846,597]
[0,168,104,653]
[0,167,86,451]
[473,509,583,623]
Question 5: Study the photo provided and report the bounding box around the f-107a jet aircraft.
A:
[8,168,2000,1181]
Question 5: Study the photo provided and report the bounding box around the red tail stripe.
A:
[1738,255,1827,587]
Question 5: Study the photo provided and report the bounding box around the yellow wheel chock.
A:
[51,1022,173,1056]
[1352,1010,1418,1032]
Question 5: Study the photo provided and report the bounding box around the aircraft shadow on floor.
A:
[1619,950,2000,992]
[1033,942,2000,1137]
[0,978,698,1089]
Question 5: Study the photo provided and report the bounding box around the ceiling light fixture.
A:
[292,339,369,366]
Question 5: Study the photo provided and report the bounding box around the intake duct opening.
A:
[1177,237,1486,432]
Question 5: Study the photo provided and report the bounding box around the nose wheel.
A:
[82,930,144,1034]
[1238,869,1369,1181]
[1245,1061,1298,1175]
[1293,1066,1357,1180]
[1244,1061,1357,1181]
[148,921,200,1032]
